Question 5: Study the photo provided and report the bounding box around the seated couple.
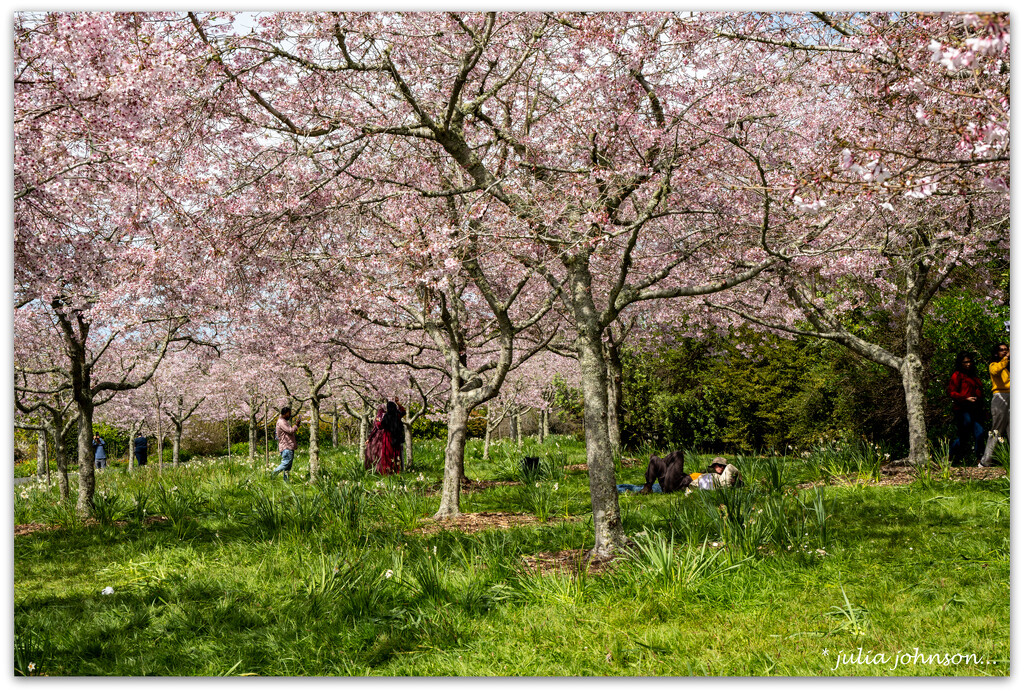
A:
[617,453,742,494]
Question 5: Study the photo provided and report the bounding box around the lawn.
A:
[13,436,1010,676]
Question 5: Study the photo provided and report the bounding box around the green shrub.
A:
[411,417,447,440]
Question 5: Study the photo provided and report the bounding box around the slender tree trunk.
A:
[225,395,231,462]
[172,421,183,467]
[543,407,550,439]
[36,430,48,478]
[358,410,368,468]
[511,413,521,447]
[52,421,69,501]
[606,340,624,457]
[435,403,470,519]
[332,404,339,448]
[309,399,321,483]
[249,408,258,464]
[128,424,141,473]
[483,417,493,460]
[264,404,270,468]
[155,396,164,473]
[403,420,413,471]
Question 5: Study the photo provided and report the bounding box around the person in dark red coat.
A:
[947,351,985,465]
[365,400,406,474]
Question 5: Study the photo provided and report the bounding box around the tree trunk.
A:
[128,424,141,473]
[264,404,270,468]
[570,266,627,557]
[403,420,414,471]
[332,405,339,448]
[483,417,493,460]
[606,341,624,457]
[900,355,929,468]
[902,296,930,468]
[155,397,164,473]
[543,407,550,439]
[249,409,258,464]
[358,410,368,468]
[309,399,321,483]
[225,398,231,462]
[75,405,96,518]
[53,425,69,501]
[435,403,469,519]
[172,421,183,466]
[36,430,48,478]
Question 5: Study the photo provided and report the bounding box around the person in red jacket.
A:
[946,351,985,465]
[365,400,406,474]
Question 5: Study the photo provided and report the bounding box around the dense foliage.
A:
[617,285,1008,457]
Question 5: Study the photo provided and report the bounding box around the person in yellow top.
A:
[979,343,1009,467]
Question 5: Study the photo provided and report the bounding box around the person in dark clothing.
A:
[946,351,985,465]
[92,434,108,469]
[365,400,407,474]
[134,435,149,467]
[641,450,692,494]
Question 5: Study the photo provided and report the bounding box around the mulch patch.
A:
[566,456,641,473]
[423,479,521,496]
[520,548,623,576]
[14,515,169,537]
[14,523,49,537]
[411,511,580,535]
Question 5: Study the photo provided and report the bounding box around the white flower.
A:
[384,569,394,579]
[535,481,541,488]
[101,586,114,595]
[553,483,559,491]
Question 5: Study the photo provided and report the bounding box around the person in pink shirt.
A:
[271,406,301,480]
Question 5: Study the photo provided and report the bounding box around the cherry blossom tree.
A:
[182,12,788,553]
[14,12,226,515]
[703,12,1010,467]
[14,310,78,497]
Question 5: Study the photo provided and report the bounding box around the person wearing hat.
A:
[696,457,742,490]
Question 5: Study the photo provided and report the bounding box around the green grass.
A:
[14,436,1009,676]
